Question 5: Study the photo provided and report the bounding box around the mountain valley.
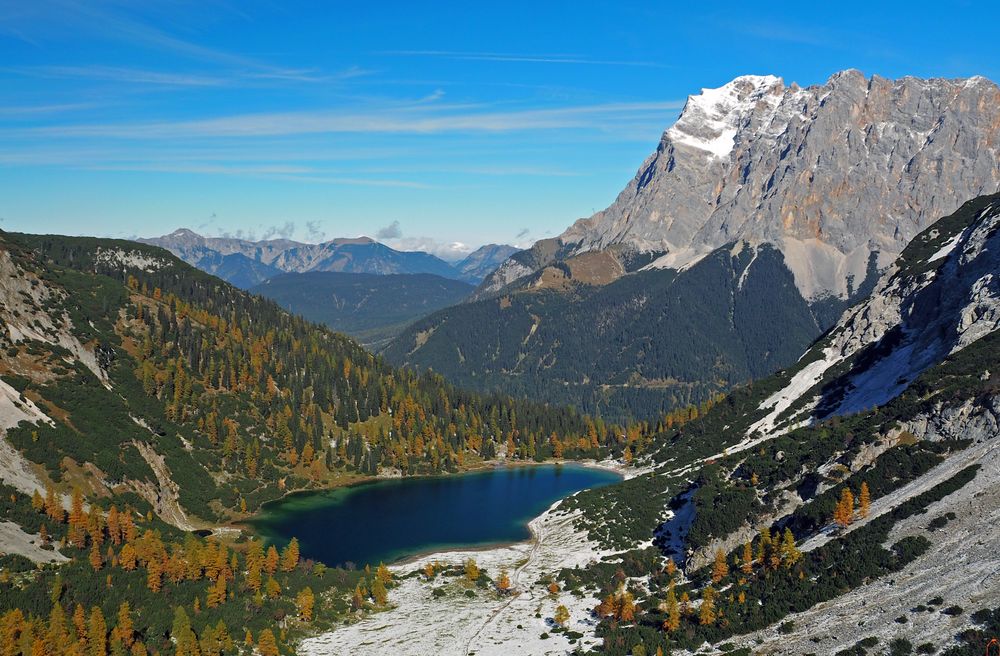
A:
[2,65,1000,656]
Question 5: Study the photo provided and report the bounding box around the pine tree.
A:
[280,537,300,572]
[73,604,87,641]
[264,545,279,575]
[257,629,279,656]
[780,528,802,568]
[711,548,729,583]
[553,605,570,627]
[741,541,753,574]
[375,562,392,586]
[44,485,62,522]
[119,544,137,571]
[618,588,636,622]
[89,543,103,571]
[0,610,25,656]
[464,558,480,583]
[371,577,388,606]
[351,584,365,610]
[680,592,691,617]
[297,587,315,621]
[756,528,772,565]
[146,558,162,593]
[859,481,871,519]
[68,488,86,549]
[171,608,198,656]
[496,568,512,594]
[833,487,855,528]
[87,607,107,656]
[663,585,680,633]
[113,603,133,648]
[31,489,44,512]
[698,586,717,625]
[206,575,226,608]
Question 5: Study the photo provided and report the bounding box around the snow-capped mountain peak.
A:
[482,70,1000,302]
[666,74,783,160]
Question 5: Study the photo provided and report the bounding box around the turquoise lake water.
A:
[250,464,621,567]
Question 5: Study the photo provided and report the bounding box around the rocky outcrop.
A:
[749,194,1000,437]
[482,71,1000,301]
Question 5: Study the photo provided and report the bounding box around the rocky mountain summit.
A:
[482,70,1000,299]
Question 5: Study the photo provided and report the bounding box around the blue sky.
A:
[0,1,996,258]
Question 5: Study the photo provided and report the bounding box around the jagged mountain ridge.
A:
[140,229,518,287]
[482,70,1000,299]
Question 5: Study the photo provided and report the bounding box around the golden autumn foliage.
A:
[859,481,871,519]
[833,487,855,528]
[711,548,729,583]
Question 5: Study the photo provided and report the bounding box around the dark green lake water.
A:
[250,464,620,567]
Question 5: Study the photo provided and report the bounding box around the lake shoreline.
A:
[231,457,632,536]
[384,459,632,566]
[246,461,624,568]
[298,466,630,656]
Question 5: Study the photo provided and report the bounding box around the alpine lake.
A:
[249,463,621,567]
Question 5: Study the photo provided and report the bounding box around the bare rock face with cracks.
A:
[482,70,1000,300]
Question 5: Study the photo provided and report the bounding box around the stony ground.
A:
[299,504,614,656]
[741,438,1000,655]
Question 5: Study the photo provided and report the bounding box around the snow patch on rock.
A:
[666,75,783,160]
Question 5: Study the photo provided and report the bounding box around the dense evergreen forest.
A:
[385,244,876,421]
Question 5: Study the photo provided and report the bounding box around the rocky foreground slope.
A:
[560,193,1000,654]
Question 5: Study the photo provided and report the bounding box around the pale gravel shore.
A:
[299,459,636,656]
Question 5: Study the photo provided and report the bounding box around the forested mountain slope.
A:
[550,193,1000,655]
[0,231,643,654]
[385,242,866,420]
[250,271,474,348]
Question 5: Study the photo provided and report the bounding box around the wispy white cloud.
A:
[380,50,667,68]
[384,235,473,261]
[21,99,684,139]
[5,63,370,88]
[0,1,332,82]
[0,102,103,117]
[10,65,229,87]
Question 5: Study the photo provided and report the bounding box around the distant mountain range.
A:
[250,271,474,347]
[387,70,1000,418]
[137,229,519,288]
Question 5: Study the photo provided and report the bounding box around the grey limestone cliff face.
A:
[482,70,1000,300]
